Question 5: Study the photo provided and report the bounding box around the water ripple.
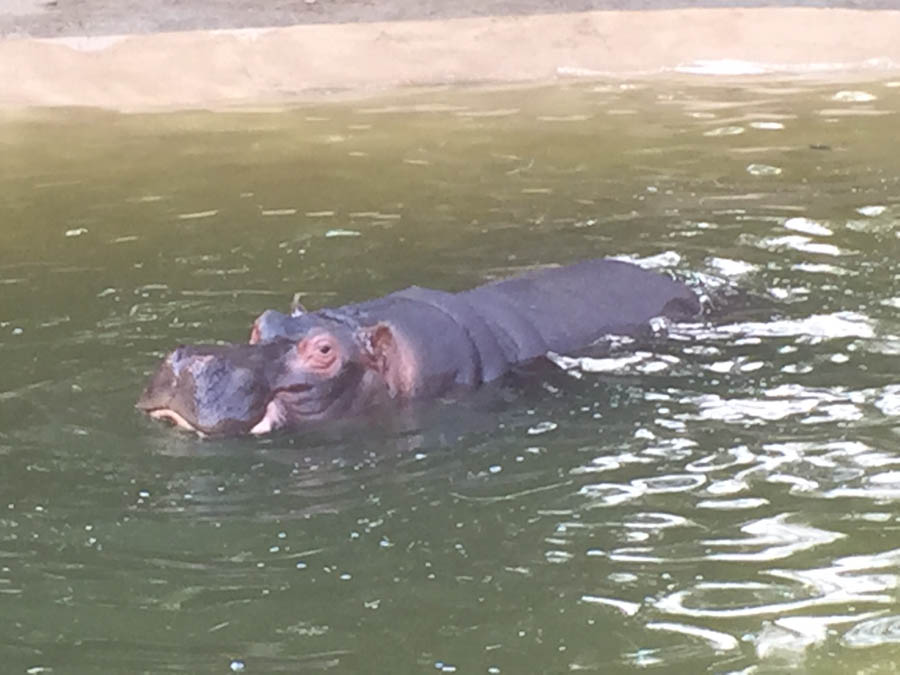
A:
[675,311,876,340]
[580,594,641,616]
[701,514,843,562]
[646,621,740,652]
[631,474,705,494]
[843,615,900,647]
[578,483,642,508]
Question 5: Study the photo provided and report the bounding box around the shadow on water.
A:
[1,79,899,673]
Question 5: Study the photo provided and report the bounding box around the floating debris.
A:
[784,217,833,236]
[750,121,785,130]
[537,114,591,122]
[348,212,400,220]
[527,421,558,435]
[856,205,886,217]
[177,210,218,220]
[704,126,744,137]
[261,208,297,216]
[456,108,519,118]
[832,90,877,103]
[747,163,782,176]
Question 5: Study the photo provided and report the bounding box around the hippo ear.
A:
[360,323,393,372]
[359,322,414,398]
[249,320,261,344]
[290,292,307,317]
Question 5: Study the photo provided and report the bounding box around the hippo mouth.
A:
[137,381,322,437]
[136,400,268,437]
[145,407,207,435]
[141,404,271,437]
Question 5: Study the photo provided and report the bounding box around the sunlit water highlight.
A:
[0,79,898,674]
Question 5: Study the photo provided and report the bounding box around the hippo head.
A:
[137,312,414,436]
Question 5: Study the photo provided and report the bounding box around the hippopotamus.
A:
[137,259,701,436]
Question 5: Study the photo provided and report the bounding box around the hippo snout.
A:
[137,344,275,436]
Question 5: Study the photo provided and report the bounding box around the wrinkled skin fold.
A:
[137,259,702,436]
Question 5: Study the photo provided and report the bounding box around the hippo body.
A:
[138,259,701,436]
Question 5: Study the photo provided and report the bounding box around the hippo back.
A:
[459,259,700,358]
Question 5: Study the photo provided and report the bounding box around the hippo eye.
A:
[298,335,338,368]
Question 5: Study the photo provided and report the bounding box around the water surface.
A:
[1,80,899,673]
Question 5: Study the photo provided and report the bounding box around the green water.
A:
[1,80,899,674]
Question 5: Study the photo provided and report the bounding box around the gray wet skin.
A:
[137,259,702,436]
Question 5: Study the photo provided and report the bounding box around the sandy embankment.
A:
[2,8,900,110]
